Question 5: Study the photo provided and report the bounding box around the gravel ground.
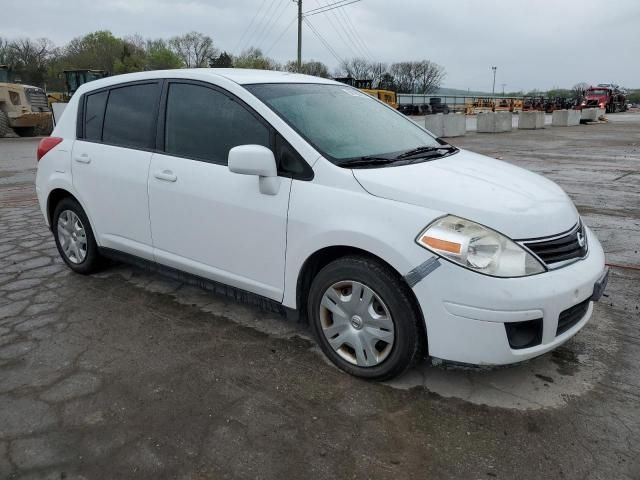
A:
[0,114,639,479]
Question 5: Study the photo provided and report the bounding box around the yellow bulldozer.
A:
[0,65,53,137]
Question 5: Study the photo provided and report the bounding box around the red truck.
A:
[580,84,627,113]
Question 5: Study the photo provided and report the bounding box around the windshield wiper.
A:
[338,156,396,168]
[396,145,457,159]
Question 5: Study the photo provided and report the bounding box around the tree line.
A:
[0,30,446,94]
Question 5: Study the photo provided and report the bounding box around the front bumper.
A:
[412,226,606,365]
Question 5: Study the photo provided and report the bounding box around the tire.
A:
[52,197,103,274]
[34,121,53,136]
[307,255,425,380]
[0,111,9,137]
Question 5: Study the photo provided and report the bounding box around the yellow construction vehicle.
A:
[360,88,398,109]
[0,65,53,137]
[334,77,398,109]
[47,69,108,107]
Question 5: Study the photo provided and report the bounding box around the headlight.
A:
[416,215,545,277]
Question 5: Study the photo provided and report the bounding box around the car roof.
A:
[76,68,340,94]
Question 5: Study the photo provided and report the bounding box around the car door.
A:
[148,81,292,301]
[72,81,161,260]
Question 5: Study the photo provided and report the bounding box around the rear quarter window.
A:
[102,83,161,149]
[83,90,108,141]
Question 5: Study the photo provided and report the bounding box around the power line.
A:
[313,0,361,59]
[242,0,280,52]
[233,0,268,55]
[325,0,372,61]
[335,4,375,60]
[303,17,344,65]
[303,0,362,17]
[265,15,297,55]
[303,0,351,15]
[253,0,291,50]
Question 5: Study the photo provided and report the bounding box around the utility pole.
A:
[501,83,506,96]
[491,66,497,97]
[297,0,302,72]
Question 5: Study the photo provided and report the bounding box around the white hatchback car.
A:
[35,69,608,380]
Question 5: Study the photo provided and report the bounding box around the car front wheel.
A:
[308,255,425,380]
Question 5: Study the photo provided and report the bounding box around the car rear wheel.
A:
[308,255,425,380]
[52,197,103,274]
[0,111,10,138]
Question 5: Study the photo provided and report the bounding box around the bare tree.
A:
[389,60,445,93]
[414,60,445,94]
[9,37,56,70]
[0,37,11,65]
[389,62,416,93]
[169,32,217,68]
[368,62,388,88]
[336,57,372,79]
[5,37,57,86]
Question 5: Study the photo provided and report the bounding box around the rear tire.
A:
[52,197,103,274]
[0,111,9,137]
[307,255,425,380]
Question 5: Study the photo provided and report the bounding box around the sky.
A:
[1,0,639,91]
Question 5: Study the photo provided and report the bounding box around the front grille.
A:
[25,88,50,112]
[522,222,588,267]
[557,298,591,336]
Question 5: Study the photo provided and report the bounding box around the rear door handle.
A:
[74,154,91,164]
[154,170,177,182]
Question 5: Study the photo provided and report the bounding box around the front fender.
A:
[282,176,442,309]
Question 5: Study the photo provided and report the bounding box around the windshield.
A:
[588,89,609,95]
[246,83,441,163]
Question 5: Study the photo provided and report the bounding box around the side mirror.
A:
[228,145,280,195]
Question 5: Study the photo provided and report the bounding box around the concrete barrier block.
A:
[424,113,444,137]
[581,108,598,121]
[552,109,581,127]
[442,113,466,137]
[518,111,545,129]
[477,111,512,133]
[495,112,512,132]
[596,108,606,118]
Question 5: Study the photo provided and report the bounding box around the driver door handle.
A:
[154,170,177,182]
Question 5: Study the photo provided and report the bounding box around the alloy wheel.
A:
[57,210,87,264]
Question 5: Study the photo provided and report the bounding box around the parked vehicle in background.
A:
[35,69,608,380]
[0,65,53,137]
[47,70,109,106]
[581,84,627,113]
[334,76,398,109]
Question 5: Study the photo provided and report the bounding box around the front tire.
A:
[52,197,103,274]
[307,255,425,380]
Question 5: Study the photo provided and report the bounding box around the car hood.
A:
[352,149,579,239]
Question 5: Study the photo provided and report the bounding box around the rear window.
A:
[102,83,160,149]
[84,90,108,141]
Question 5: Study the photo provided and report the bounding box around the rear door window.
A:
[164,82,270,164]
[102,83,161,149]
[83,90,108,141]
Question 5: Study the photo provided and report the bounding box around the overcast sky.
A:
[2,0,639,91]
